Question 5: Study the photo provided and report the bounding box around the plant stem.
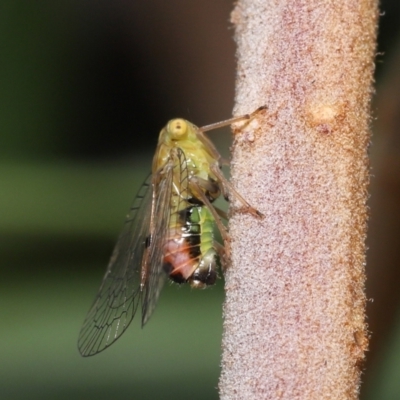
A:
[219,1,378,399]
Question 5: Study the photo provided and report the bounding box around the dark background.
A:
[1,1,399,399]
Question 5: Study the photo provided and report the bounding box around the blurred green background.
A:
[1,1,400,399]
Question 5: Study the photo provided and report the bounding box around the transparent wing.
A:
[78,148,189,356]
[141,148,190,325]
[78,174,153,357]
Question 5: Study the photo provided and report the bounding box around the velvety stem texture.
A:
[219,1,378,399]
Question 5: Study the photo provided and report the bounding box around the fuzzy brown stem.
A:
[219,1,378,399]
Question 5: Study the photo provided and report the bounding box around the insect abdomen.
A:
[163,206,219,288]
[189,206,219,288]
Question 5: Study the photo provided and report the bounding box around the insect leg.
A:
[210,164,264,219]
[214,206,228,220]
[190,178,229,243]
[200,106,267,133]
[195,106,267,164]
[189,175,228,219]
[214,241,230,273]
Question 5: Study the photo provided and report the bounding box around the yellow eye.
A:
[168,119,188,139]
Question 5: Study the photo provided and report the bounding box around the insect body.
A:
[78,108,264,357]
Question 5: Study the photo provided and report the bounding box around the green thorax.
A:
[152,118,217,181]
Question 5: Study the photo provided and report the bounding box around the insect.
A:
[78,107,265,356]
